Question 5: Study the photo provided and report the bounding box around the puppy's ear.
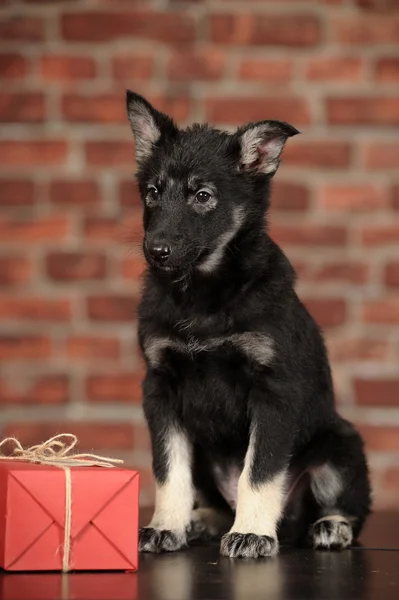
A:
[237,120,299,176]
[126,91,177,164]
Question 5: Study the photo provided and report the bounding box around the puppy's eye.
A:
[148,186,159,201]
[195,190,211,204]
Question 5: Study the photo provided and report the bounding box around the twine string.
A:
[0,434,124,572]
[63,467,72,572]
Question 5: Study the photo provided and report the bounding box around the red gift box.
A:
[0,462,139,571]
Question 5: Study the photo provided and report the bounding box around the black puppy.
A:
[126,91,371,559]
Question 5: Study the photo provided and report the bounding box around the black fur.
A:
[126,91,371,559]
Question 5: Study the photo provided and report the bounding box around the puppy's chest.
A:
[142,321,275,371]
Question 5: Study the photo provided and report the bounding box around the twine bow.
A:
[0,434,124,572]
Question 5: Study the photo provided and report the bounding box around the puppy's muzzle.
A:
[148,240,172,262]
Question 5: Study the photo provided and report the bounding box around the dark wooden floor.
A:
[1,512,398,600]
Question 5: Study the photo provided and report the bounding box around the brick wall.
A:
[0,0,398,509]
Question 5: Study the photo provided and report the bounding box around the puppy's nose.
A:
[149,242,171,261]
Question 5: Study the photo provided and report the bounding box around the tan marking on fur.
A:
[229,433,287,537]
[143,332,274,368]
[197,206,245,273]
[229,332,274,366]
[311,463,343,507]
[148,428,194,533]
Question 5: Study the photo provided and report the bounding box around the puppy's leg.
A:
[309,420,371,550]
[139,373,195,553]
[220,429,288,559]
[140,425,194,552]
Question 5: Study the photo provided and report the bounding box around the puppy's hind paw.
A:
[220,532,278,559]
[311,518,353,550]
[139,527,187,553]
[187,507,232,542]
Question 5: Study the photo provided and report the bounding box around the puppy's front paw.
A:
[220,532,278,559]
[139,527,187,553]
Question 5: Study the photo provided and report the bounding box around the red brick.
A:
[66,336,120,360]
[0,93,45,123]
[49,179,100,207]
[320,185,388,211]
[0,180,35,206]
[112,54,154,81]
[361,225,399,246]
[138,468,155,502]
[303,298,346,328]
[328,338,389,362]
[46,252,107,282]
[393,186,399,211]
[270,224,347,247]
[375,57,399,82]
[87,295,139,321]
[0,54,27,79]
[83,218,118,241]
[119,214,144,248]
[311,261,369,284]
[0,141,67,166]
[362,299,399,323]
[391,185,399,210]
[143,88,192,122]
[271,182,309,212]
[385,262,399,287]
[238,59,292,83]
[134,426,151,452]
[334,16,399,44]
[0,298,71,321]
[122,255,146,280]
[0,17,45,41]
[261,0,344,3]
[355,379,399,407]
[64,93,190,124]
[354,0,396,8]
[119,180,141,208]
[357,425,399,451]
[0,217,69,242]
[327,97,399,125]
[0,375,68,405]
[210,14,321,46]
[21,0,82,2]
[2,422,133,451]
[40,55,96,81]
[86,373,143,403]
[150,94,192,122]
[383,468,399,494]
[0,336,51,360]
[364,143,399,169]
[85,142,133,167]
[283,141,351,168]
[62,93,125,123]
[0,256,31,286]
[168,50,225,81]
[62,11,195,43]
[83,217,141,243]
[306,57,364,82]
[292,260,312,279]
[205,97,310,125]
